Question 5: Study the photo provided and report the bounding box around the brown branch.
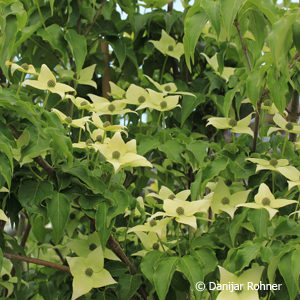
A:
[20,222,31,247]
[234,18,252,71]
[3,252,70,273]
[107,236,147,300]
[251,89,269,153]
[167,1,173,11]
[50,241,65,264]
[84,2,106,37]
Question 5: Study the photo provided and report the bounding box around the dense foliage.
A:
[0,0,300,299]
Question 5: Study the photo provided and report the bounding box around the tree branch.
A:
[84,2,105,37]
[234,18,252,71]
[3,252,70,273]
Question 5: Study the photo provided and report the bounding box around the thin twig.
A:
[251,89,269,153]
[20,222,31,247]
[4,252,70,273]
[84,2,106,37]
[234,18,252,71]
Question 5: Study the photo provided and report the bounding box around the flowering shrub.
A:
[0,0,300,299]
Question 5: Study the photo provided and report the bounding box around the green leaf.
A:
[137,134,160,156]
[18,180,53,212]
[183,7,208,71]
[153,256,178,300]
[177,256,203,300]
[181,94,205,126]
[221,0,244,40]
[246,69,264,107]
[116,274,142,300]
[229,209,248,246]
[109,37,127,68]
[267,69,288,114]
[47,192,70,244]
[191,248,218,277]
[269,13,297,72]
[95,202,111,248]
[64,29,87,72]
[16,130,30,150]
[291,249,300,292]
[200,0,220,36]
[191,170,202,201]
[0,15,18,76]
[224,87,238,117]
[0,248,2,272]
[141,251,164,284]
[158,140,185,164]
[37,24,66,57]
[248,209,269,238]
[0,153,12,189]
[292,17,300,53]
[279,251,298,300]
[248,0,277,24]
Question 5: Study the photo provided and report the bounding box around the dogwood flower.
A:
[216,265,264,300]
[237,183,297,219]
[261,99,279,114]
[66,95,93,111]
[88,94,132,115]
[127,217,171,239]
[144,75,195,97]
[5,60,38,75]
[147,185,190,201]
[267,113,300,136]
[95,132,152,173]
[0,209,8,222]
[0,260,18,297]
[67,247,116,300]
[207,114,254,136]
[132,232,169,256]
[211,179,250,218]
[108,81,126,99]
[246,157,289,173]
[277,166,300,190]
[91,113,127,134]
[66,232,120,261]
[52,108,89,130]
[23,64,75,98]
[155,198,211,229]
[122,84,151,106]
[150,30,184,60]
[136,89,180,112]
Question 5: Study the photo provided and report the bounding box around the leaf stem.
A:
[40,92,50,116]
[160,56,168,84]
[17,73,25,96]
[282,133,288,156]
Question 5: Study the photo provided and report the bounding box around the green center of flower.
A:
[229,119,237,127]
[149,219,157,227]
[21,63,29,70]
[225,179,232,186]
[160,101,167,109]
[89,243,97,251]
[269,158,278,166]
[108,104,115,112]
[286,122,294,130]
[112,151,120,159]
[262,197,271,206]
[85,139,93,146]
[47,79,56,88]
[69,212,76,220]
[85,268,93,277]
[138,96,146,103]
[65,117,72,124]
[164,85,171,92]
[80,101,88,107]
[96,135,102,142]
[221,197,230,205]
[168,45,174,51]
[263,99,272,107]
[2,274,9,281]
[103,121,111,128]
[169,194,175,200]
[176,206,184,215]
[152,242,160,250]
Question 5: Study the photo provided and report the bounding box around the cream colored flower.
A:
[237,183,297,219]
[246,157,289,173]
[52,108,89,130]
[267,113,300,136]
[23,64,75,98]
[95,132,152,173]
[147,185,190,201]
[5,60,38,75]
